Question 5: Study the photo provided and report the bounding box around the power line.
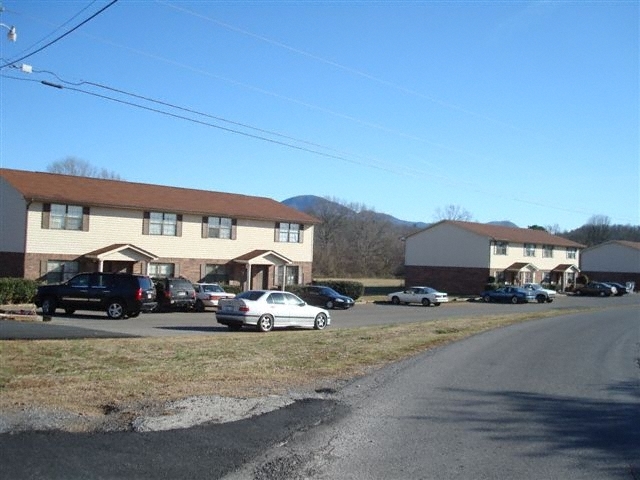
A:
[0,0,119,70]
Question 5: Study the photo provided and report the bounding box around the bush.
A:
[0,278,39,305]
[221,284,242,295]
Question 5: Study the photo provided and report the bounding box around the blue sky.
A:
[0,0,638,231]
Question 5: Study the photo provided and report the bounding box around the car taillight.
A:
[135,288,143,301]
[239,306,249,312]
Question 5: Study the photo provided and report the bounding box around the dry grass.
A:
[0,308,588,418]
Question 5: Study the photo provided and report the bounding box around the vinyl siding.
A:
[24,203,314,263]
[405,223,490,268]
[0,178,27,252]
[489,243,580,270]
[581,242,640,273]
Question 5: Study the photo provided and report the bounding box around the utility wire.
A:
[0,0,119,70]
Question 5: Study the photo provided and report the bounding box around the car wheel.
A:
[482,295,491,303]
[599,291,606,297]
[391,296,400,305]
[314,313,328,330]
[536,295,546,304]
[575,290,582,296]
[257,314,274,332]
[434,302,441,306]
[64,307,76,315]
[107,300,126,319]
[421,298,431,307]
[326,300,334,309]
[194,300,205,312]
[510,296,519,304]
[546,298,554,303]
[41,297,56,315]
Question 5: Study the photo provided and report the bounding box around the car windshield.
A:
[202,284,224,293]
[320,287,339,295]
[237,291,267,301]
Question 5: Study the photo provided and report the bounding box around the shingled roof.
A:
[0,168,319,224]
[414,220,585,248]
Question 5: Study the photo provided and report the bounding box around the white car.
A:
[193,283,236,311]
[522,283,556,303]
[216,290,331,332]
[387,286,448,307]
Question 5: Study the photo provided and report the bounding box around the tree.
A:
[528,225,547,231]
[582,215,612,247]
[433,204,473,222]
[47,157,122,180]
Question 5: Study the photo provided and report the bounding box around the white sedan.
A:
[387,286,448,307]
[216,290,331,332]
[193,283,235,311]
[522,283,556,303]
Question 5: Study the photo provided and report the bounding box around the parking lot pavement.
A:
[2,294,638,340]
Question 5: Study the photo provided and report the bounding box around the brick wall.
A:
[0,252,25,278]
[405,265,490,296]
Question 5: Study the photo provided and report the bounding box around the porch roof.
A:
[505,262,539,272]
[84,243,158,261]
[232,249,292,265]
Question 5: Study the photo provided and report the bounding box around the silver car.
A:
[387,286,449,306]
[216,290,331,332]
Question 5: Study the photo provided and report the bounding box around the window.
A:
[566,248,577,259]
[277,223,301,243]
[542,245,554,258]
[494,242,508,255]
[49,203,84,230]
[149,212,177,236]
[202,264,228,284]
[524,243,536,257]
[207,216,232,239]
[148,263,174,277]
[45,260,79,284]
[276,265,299,286]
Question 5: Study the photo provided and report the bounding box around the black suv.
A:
[35,272,157,319]
[154,277,196,311]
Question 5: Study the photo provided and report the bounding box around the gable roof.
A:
[412,220,584,248]
[0,168,319,224]
[582,240,640,252]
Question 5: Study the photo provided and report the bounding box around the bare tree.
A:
[582,214,612,246]
[47,157,122,180]
[434,204,473,222]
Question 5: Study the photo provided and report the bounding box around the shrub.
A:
[0,278,39,305]
[314,280,364,300]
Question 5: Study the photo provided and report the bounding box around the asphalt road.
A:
[226,301,640,480]
[1,295,638,479]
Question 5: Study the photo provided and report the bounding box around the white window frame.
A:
[148,263,175,277]
[46,260,79,283]
[566,247,577,259]
[524,243,536,257]
[542,245,554,258]
[208,216,232,239]
[50,203,83,231]
[278,223,300,243]
[494,241,508,255]
[276,265,299,286]
[149,212,177,236]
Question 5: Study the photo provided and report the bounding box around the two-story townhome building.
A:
[404,220,585,295]
[0,168,320,290]
[580,240,640,288]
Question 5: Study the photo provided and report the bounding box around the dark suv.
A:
[154,277,196,311]
[35,272,157,319]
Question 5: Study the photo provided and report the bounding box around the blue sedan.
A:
[481,286,536,304]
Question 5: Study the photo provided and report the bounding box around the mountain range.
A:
[281,195,519,229]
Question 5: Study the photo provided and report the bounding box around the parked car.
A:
[296,285,355,309]
[387,286,448,306]
[480,286,536,304]
[603,281,629,296]
[34,272,157,319]
[574,282,617,297]
[193,283,236,311]
[522,283,556,303]
[154,277,197,311]
[216,290,330,332]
